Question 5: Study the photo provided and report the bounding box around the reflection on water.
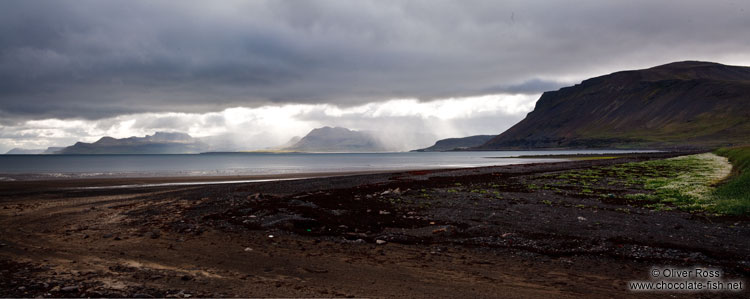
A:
[0,150,654,180]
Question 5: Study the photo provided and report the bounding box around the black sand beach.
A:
[1,152,747,298]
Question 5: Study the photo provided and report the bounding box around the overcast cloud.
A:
[1,0,750,151]
[0,94,537,152]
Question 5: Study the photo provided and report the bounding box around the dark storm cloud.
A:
[1,0,750,119]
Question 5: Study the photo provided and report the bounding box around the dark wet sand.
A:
[1,151,747,298]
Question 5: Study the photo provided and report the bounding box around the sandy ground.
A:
[0,152,747,298]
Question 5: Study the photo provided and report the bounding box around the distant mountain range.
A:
[5,147,64,155]
[56,132,209,154]
[477,61,750,150]
[7,61,748,154]
[4,148,45,155]
[413,135,495,152]
[284,126,389,152]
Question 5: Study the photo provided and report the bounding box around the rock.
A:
[133,293,154,298]
[244,247,253,252]
[577,216,587,221]
[432,227,448,234]
[393,188,401,195]
[378,210,391,215]
[180,275,192,281]
[102,233,113,238]
[376,239,387,245]
[146,230,161,239]
[50,286,60,292]
[60,286,78,292]
[17,286,26,291]
[381,190,391,195]
[303,267,329,273]
[330,209,347,216]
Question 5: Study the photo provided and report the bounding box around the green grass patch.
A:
[713,146,750,215]
[625,153,731,213]
[554,153,734,214]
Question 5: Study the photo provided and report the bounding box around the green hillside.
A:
[479,61,750,149]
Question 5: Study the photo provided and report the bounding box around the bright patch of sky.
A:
[0,93,539,153]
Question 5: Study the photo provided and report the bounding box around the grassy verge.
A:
[541,153,734,214]
[713,146,750,215]
[633,153,731,213]
[605,153,731,213]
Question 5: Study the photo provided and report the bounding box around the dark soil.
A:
[1,152,747,298]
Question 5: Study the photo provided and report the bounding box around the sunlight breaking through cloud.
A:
[0,94,539,153]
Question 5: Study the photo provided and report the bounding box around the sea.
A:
[0,150,655,181]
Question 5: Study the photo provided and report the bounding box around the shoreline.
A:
[0,151,685,192]
[2,150,746,297]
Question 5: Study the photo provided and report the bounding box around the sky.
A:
[2,0,750,152]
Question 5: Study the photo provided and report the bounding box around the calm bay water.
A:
[0,150,652,181]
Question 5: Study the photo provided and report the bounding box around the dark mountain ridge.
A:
[57,132,209,154]
[478,61,750,149]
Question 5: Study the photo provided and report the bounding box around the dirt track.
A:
[1,152,747,298]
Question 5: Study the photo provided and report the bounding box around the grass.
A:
[713,146,750,215]
[548,152,737,214]
[634,153,731,213]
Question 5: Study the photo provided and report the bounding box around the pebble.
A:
[376,239,387,245]
[60,286,78,292]
[102,233,113,238]
[244,247,253,252]
[577,216,587,221]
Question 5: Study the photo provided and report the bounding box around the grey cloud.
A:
[483,78,570,94]
[2,0,750,120]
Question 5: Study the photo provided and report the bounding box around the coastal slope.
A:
[478,61,750,149]
[413,135,495,152]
